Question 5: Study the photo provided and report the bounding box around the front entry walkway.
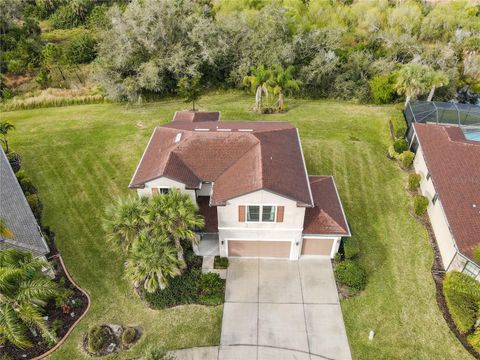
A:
[220,258,352,360]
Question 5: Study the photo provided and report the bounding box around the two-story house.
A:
[129,112,350,260]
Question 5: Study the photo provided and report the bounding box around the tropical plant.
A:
[177,75,202,111]
[395,63,432,107]
[103,195,148,251]
[268,65,301,112]
[243,65,272,113]
[125,231,182,293]
[0,121,15,153]
[0,217,13,238]
[143,191,204,271]
[426,70,449,102]
[0,249,60,349]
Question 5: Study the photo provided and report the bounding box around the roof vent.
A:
[238,129,253,132]
[174,132,182,143]
[194,128,210,132]
[217,128,231,132]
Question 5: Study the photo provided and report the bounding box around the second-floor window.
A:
[247,205,276,222]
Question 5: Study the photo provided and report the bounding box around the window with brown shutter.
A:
[276,206,284,222]
[152,188,159,194]
[238,205,246,222]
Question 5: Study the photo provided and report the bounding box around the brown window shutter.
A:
[152,187,159,195]
[276,206,284,222]
[238,206,245,222]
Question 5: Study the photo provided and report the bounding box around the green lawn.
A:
[3,91,471,359]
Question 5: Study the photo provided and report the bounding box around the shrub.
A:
[87,4,110,30]
[50,0,94,29]
[391,113,407,139]
[413,195,428,216]
[393,138,408,153]
[17,174,38,195]
[369,74,396,104]
[26,193,43,221]
[468,328,480,352]
[408,173,421,192]
[443,271,480,334]
[121,327,136,346]
[399,150,415,168]
[214,256,229,269]
[388,144,400,160]
[87,325,110,353]
[343,237,359,260]
[198,272,225,306]
[334,261,367,291]
[6,150,21,172]
[52,319,63,337]
[65,33,97,65]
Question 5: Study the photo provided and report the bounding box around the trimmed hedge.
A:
[413,195,428,216]
[335,260,367,291]
[214,256,229,269]
[408,173,421,192]
[393,138,408,153]
[399,150,415,168]
[391,113,407,139]
[443,271,480,334]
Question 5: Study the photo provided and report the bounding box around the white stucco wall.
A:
[217,190,306,259]
[197,182,212,197]
[136,177,197,203]
[414,146,457,269]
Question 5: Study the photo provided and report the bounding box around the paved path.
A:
[220,258,352,360]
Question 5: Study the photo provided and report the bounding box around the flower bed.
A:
[2,256,89,360]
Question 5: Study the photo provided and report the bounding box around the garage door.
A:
[301,238,334,256]
[228,240,291,258]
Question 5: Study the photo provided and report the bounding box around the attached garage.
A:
[227,240,291,258]
[301,238,335,256]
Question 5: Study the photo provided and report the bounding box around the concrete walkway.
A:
[220,258,352,360]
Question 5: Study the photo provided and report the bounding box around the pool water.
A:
[464,130,480,142]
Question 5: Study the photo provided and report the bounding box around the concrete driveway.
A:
[220,258,352,360]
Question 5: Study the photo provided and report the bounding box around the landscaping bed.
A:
[143,249,225,309]
[2,256,89,360]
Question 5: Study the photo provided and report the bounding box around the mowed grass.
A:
[3,91,471,359]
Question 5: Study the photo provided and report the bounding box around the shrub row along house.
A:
[129,112,350,260]
[410,122,480,279]
[0,147,49,257]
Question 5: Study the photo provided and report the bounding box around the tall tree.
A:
[177,75,202,111]
[0,249,60,349]
[395,63,432,107]
[143,191,204,271]
[268,65,301,112]
[103,195,148,251]
[0,121,15,153]
[125,231,182,293]
[243,65,272,113]
[0,217,13,238]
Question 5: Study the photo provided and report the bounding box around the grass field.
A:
[3,91,471,359]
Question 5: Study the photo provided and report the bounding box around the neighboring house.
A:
[0,147,50,258]
[129,111,350,260]
[411,123,480,279]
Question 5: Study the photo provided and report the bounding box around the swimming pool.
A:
[464,129,480,141]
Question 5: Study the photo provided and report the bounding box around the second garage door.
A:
[301,238,334,256]
[228,240,291,258]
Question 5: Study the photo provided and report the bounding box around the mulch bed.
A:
[2,256,89,360]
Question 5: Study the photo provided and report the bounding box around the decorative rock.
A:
[368,330,375,340]
[109,324,123,338]
[107,342,116,353]
[43,316,48,320]
[70,312,75,317]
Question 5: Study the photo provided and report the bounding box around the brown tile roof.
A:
[129,120,313,207]
[173,111,220,123]
[303,176,350,236]
[414,123,480,260]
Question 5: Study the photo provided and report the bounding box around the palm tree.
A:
[426,70,449,102]
[0,249,60,349]
[0,217,13,238]
[0,121,15,153]
[243,65,272,113]
[268,65,301,112]
[103,195,148,251]
[395,63,432,107]
[125,231,182,293]
[143,191,204,271]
